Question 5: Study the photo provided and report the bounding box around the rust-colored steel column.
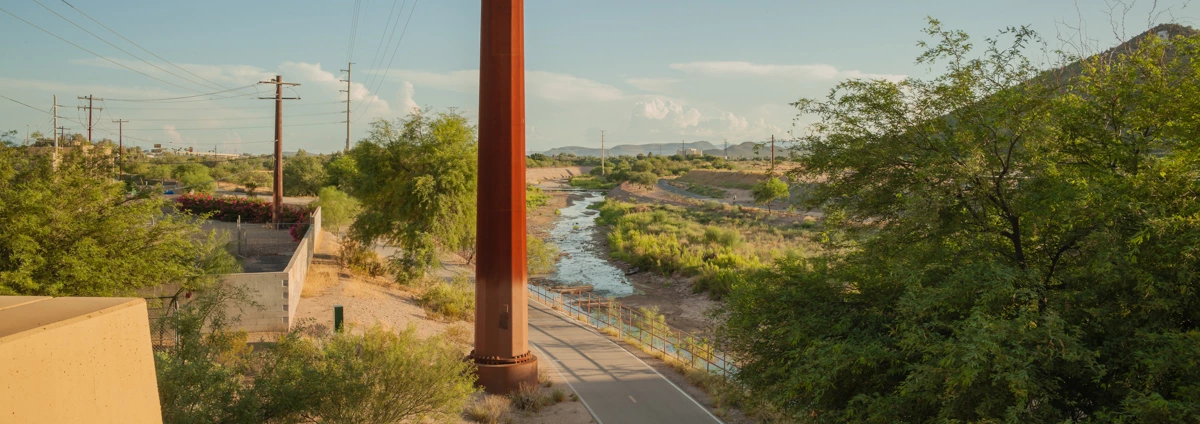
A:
[472,0,537,394]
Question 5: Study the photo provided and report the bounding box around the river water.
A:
[547,191,634,297]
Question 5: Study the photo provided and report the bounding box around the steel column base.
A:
[473,355,538,394]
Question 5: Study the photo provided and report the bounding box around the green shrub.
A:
[156,290,477,423]
[627,171,658,186]
[418,277,475,322]
[526,185,550,211]
[568,175,617,190]
[527,235,559,275]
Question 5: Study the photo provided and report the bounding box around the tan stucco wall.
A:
[0,297,162,424]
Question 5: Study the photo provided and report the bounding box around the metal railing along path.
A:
[527,283,736,378]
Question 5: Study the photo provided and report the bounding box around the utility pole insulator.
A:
[77,95,103,144]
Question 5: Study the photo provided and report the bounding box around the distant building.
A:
[178,151,242,159]
[677,148,702,157]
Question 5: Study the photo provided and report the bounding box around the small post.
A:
[334,305,344,332]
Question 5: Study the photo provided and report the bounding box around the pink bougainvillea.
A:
[176,194,312,241]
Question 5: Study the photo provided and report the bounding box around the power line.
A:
[31,0,232,94]
[346,0,363,64]
[58,0,256,96]
[104,85,259,102]
[357,0,420,115]
[0,5,214,93]
[104,100,342,111]
[127,111,342,122]
[359,0,405,94]
[118,121,342,131]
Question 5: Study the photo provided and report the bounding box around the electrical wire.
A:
[359,0,404,92]
[119,121,342,131]
[59,0,257,96]
[357,0,420,115]
[0,6,215,94]
[104,85,259,102]
[31,0,235,95]
[346,0,362,64]
[124,111,342,122]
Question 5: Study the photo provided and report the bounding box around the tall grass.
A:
[418,276,475,322]
[595,200,817,297]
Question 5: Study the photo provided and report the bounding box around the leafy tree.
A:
[0,148,235,296]
[176,166,215,193]
[722,21,1200,422]
[144,164,174,182]
[237,172,271,198]
[348,112,477,282]
[324,153,359,192]
[0,130,17,147]
[750,176,788,214]
[282,149,327,196]
[312,186,361,236]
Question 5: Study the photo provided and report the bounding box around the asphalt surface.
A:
[528,301,723,424]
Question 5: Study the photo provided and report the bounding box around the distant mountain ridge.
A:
[544,140,772,159]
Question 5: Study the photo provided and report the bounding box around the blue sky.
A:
[1,0,1195,154]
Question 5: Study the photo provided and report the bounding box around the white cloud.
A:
[624,77,681,93]
[670,61,906,82]
[622,97,784,143]
[391,69,626,103]
[70,57,274,87]
[399,81,419,115]
[392,69,478,94]
[528,71,626,102]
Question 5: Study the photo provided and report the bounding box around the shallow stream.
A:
[547,191,634,297]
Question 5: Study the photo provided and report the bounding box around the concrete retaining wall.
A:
[526,166,595,184]
[141,207,321,333]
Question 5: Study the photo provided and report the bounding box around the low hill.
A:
[545,140,773,159]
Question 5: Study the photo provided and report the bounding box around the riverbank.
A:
[527,185,720,335]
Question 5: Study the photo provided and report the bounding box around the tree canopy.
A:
[750,176,789,213]
[282,149,327,197]
[347,112,477,281]
[0,148,236,296]
[722,21,1200,422]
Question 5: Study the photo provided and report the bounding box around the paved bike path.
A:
[528,301,723,424]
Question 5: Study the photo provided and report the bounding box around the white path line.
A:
[531,342,604,424]
[530,299,724,424]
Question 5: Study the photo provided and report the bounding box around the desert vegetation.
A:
[595,199,818,297]
[721,21,1200,422]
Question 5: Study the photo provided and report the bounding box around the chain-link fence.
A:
[235,220,307,258]
[527,283,736,378]
[145,295,179,352]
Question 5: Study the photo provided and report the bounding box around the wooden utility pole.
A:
[724,139,728,159]
[258,76,301,226]
[600,130,605,175]
[681,139,685,157]
[52,95,57,148]
[340,62,353,151]
[77,95,103,143]
[112,119,127,174]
